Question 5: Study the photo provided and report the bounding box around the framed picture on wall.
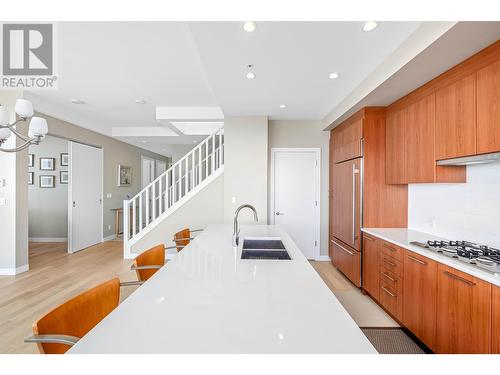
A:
[60,171,69,184]
[28,154,34,167]
[60,153,69,166]
[40,157,55,171]
[117,165,132,187]
[39,175,55,188]
[28,172,34,185]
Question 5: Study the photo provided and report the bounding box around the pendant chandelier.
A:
[0,99,48,153]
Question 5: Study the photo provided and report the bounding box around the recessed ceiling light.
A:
[243,21,256,32]
[135,99,147,104]
[71,99,85,104]
[192,140,197,143]
[328,72,340,80]
[279,104,287,109]
[246,72,256,79]
[141,140,147,144]
[362,21,378,32]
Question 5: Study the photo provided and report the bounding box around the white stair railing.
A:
[123,127,224,256]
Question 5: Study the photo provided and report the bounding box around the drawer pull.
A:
[381,286,397,298]
[383,258,397,267]
[332,240,355,256]
[407,255,427,265]
[382,272,396,282]
[444,271,475,286]
[363,235,374,242]
[383,244,397,252]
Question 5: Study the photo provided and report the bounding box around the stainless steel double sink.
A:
[240,237,291,260]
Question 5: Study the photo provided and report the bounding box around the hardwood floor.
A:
[0,241,137,354]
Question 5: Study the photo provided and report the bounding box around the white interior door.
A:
[68,142,103,253]
[271,149,320,260]
[141,156,155,188]
[156,160,167,177]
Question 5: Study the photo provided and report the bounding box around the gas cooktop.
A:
[410,240,500,276]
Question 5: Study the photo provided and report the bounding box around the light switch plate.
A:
[0,179,5,187]
[106,193,112,198]
[0,197,6,206]
[231,197,236,204]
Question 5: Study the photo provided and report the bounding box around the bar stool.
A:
[25,278,123,354]
[171,228,203,252]
[129,244,166,282]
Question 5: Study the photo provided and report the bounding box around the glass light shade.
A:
[28,117,48,138]
[0,106,9,125]
[15,99,34,118]
[0,127,11,140]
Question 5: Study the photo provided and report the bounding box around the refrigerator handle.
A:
[352,162,360,247]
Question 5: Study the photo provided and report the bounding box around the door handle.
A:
[73,201,76,208]
[275,212,284,216]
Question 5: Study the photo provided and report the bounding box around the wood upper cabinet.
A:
[403,250,438,351]
[493,285,500,354]
[436,264,491,353]
[362,234,379,300]
[435,73,477,160]
[332,118,363,163]
[405,95,436,183]
[477,59,500,154]
[385,109,407,184]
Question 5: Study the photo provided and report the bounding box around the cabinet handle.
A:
[332,240,355,256]
[443,271,475,286]
[352,163,357,246]
[363,235,374,242]
[407,255,427,265]
[381,286,397,298]
[383,243,397,252]
[382,272,396,282]
[383,258,397,267]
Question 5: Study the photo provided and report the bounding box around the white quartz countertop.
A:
[362,228,500,286]
[69,225,376,354]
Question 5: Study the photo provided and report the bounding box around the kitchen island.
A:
[69,225,376,354]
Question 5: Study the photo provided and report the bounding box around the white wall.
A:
[268,120,330,257]
[130,173,224,255]
[409,162,500,248]
[0,90,28,274]
[28,135,68,240]
[223,117,268,224]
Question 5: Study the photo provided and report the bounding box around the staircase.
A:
[123,127,224,258]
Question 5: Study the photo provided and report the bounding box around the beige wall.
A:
[28,135,68,239]
[223,117,268,224]
[130,173,224,254]
[268,120,330,257]
[39,113,169,239]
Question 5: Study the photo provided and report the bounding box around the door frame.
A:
[67,141,104,254]
[270,148,321,260]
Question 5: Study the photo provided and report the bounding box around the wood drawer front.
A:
[380,266,403,293]
[331,239,361,287]
[381,241,404,262]
[380,255,403,277]
[379,280,403,321]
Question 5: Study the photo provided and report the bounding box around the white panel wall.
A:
[409,162,500,248]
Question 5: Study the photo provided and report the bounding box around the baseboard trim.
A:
[103,234,118,242]
[29,237,67,243]
[0,264,29,275]
[315,255,331,261]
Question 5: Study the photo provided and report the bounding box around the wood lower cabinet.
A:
[435,74,477,160]
[403,250,438,352]
[477,59,500,154]
[493,285,500,353]
[436,264,492,353]
[362,234,379,299]
[331,239,360,287]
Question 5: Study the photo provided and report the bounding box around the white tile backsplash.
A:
[408,162,500,248]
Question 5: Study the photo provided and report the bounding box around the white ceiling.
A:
[25,21,426,156]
